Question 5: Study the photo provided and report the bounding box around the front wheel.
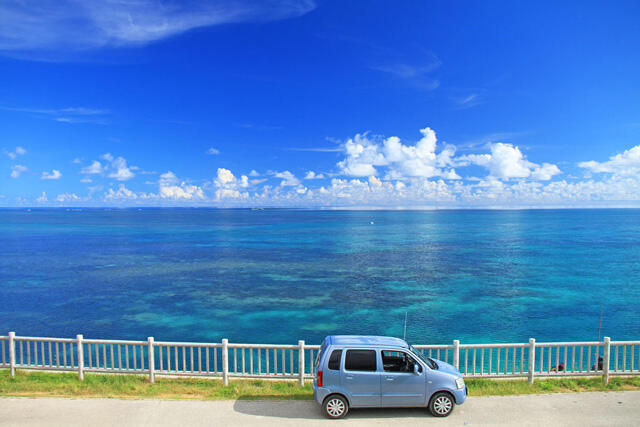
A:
[429,392,455,417]
[323,395,349,419]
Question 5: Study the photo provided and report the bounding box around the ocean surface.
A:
[1,208,638,346]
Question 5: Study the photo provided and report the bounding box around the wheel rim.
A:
[326,398,345,417]
[433,396,452,415]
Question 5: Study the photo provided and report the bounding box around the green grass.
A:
[1,370,639,400]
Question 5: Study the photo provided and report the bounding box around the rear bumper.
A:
[313,385,331,405]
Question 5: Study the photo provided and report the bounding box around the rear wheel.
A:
[323,395,349,419]
[429,392,455,417]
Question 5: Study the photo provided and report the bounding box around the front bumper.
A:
[453,386,467,404]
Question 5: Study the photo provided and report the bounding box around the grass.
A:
[1,370,639,400]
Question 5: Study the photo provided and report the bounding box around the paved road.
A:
[1,392,638,426]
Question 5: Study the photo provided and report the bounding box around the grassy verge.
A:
[1,370,639,400]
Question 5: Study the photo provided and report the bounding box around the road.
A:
[1,391,638,426]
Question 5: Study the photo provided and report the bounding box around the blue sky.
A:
[1,0,639,207]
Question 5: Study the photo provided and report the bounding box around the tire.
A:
[429,391,455,417]
[323,395,349,419]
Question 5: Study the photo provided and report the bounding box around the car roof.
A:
[327,335,409,348]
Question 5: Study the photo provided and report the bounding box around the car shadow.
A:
[232,398,433,420]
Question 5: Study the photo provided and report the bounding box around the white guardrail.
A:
[1,333,638,385]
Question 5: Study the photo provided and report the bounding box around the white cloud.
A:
[206,147,220,155]
[72,158,82,164]
[249,170,260,177]
[56,192,79,203]
[304,171,324,179]
[41,169,62,180]
[104,184,138,201]
[337,127,462,180]
[10,165,27,178]
[81,160,104,175]
[215,168,236,185]
[459,143,561,181]
[6,146,26,159]
[81,153,136,180]
[158,171,204,200]
[578,145,640,177]
[0,0,316,57]
[107,156,134,180]
[274,170,300,186]
[36,191,47,203]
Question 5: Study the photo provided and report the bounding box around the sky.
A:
[1,0,640,208]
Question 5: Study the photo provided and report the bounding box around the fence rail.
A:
[1,332,638,385]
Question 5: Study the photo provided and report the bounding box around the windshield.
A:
[409,345,438,369]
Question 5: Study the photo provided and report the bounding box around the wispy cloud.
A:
[5,146,27,159]
[452,93,485,110]
[0,0,316,59]
[206,147,220,155]
[371,52,441,90]
[2,105,110,124]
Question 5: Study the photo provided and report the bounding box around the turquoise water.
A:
[1,209,638,345]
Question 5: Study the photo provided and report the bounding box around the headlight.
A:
[455,377,465,389]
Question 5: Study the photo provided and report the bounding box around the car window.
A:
[382,350,422,373]
[345,350,377,371]
[328,349,342,370]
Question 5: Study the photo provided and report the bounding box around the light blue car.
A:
[313,335,467,418]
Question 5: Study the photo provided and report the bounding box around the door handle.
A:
[346,376,354,380]
[385,376,395,381]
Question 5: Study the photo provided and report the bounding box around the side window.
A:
[328,349,342,370]
[345,350,377,371]
[382,350,422,373]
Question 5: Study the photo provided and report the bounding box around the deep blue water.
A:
[1,209,638,346]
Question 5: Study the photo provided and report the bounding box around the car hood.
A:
[433,359,462,377]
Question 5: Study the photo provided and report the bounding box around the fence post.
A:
[148,337,155,383]
[222,339,229,386]
[298,340,305,387]
[8,332,15,378]
[77,334,84,381]
[453,340,460,370]
[603,337,610,385]
[528,338,536,385]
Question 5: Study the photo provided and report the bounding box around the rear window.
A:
[328,350,342,370]
[345,350,377,371]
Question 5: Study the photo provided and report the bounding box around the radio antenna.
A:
[403,312,408,341]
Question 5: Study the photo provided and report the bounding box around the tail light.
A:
[316,370,323,387]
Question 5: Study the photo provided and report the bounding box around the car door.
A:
[380,350,427,407]
[341,349,381,407]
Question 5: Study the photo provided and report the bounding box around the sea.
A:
[1,208,638,346]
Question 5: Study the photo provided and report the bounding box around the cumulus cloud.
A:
[458,143,561,181]
[80,154,136,180]
[274,170,300,186]
[6,146,26,159]
[158,171,204,200]
[56,192,79,202]
[81,160,104,175]
[0,0,316,58]
[578,145,640,177]
[36,191,47,203]
[337,127,461,180]
[41,169,62,180]
[107,156,135,181]
[304,171,324,179]
[10,165,27,178]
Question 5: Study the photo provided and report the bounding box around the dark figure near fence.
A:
[592,356,604,371]
[551,363,564,372]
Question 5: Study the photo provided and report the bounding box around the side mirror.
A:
[413,363,420,375]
